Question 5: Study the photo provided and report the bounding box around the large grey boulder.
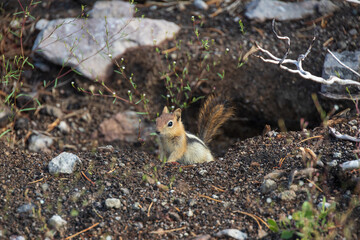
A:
[245,0,338,22]
[88,1,135,18]
[33,17,180,80]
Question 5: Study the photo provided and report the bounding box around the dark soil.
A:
[1,0,360,239]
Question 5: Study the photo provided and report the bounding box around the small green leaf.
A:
[280,230,294,239]
[0,129,11,138]
[267,219,279,233]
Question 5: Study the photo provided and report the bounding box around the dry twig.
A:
[254,19,360,88]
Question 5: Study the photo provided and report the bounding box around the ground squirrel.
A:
[155,95,234,164]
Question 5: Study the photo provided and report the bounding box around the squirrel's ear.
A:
[174,108,181,120]
[162,106,169,114]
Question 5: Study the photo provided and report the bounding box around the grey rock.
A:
[316,160,324,167]
[99,111,153,142]
[349,119,358,125]
[194,0,209,10]
[132,202,141,210]
[10,236,26,240]
[186,209,194,217]
[349,28,358,36]
[28,132,54,152]
[279,190,296,201]
[246,0,317,22]
[89,1,135,18]
[321,51,360,98]
[328,160,338,167]
[0,106,13,128]
[40,105,64,118]
[333,152,342,158]
[105,198,122,209]
[17,203,36,213]
[35,19,50,30]
[120,187,130,195]
[192,234,211,240]
[264,169,285,180]
[198,169,207,176]
[133,222,143,229]
[245,0,337,22]
[317,201,331,210]
[174,197,185,205]
[215,229,248,240]
[33,18,180,80]
[41,183,49,192]
[14,118,29,130]
[48,215,67,230]
[260,179,277,194]
[58,121,70,134]
[188,198,197,207]
[318,0,339,15]
[48,152,81,174]
[233,186,241,193]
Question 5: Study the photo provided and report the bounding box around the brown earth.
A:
[1,0,360,239]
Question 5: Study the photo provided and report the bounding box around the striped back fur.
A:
[198,94,234,144]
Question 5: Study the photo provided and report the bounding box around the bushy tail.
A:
[198,94,234,144]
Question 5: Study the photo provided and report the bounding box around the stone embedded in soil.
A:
[279,190,296,201]
[14,118,29,130]
[215,229,248,240]
[99,111,153,142]
[193,0,209,10]
[260,179,277,194]
[264,170,285,180]
[48,215,67,230]
[17,203,36,213]
[33,17,180,80]
[0,106,13,128]
[120,187,130,195]
[58,121,70,134]
[192,234,211,240]
[28,132,54,153]
[48,152,81,174]
[88,1,135,18]
[186,209,194,217]
[40,105,64,118]
[9,236,25,240]
[245,0,337,22]
[105,198,122,209]
[321,51,360,98]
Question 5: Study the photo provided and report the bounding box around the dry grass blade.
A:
[198,194,223,203]
[65,222,99,239]
[298,135,323,143]
[306,179,323,192]
[211,185,226,192]
[81,171,96,185]
[150,226,186,235]
[235,210,270,229]
[147,201,154,217]
[28,177,44,184]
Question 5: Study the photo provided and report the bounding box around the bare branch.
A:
[346,0,360,4]
[272,19,290,64]
[326,49,360,78]
[254,20,360,88]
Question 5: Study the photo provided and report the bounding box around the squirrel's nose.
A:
[155,131,160,135]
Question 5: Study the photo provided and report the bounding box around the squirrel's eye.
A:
[167,121,173,127]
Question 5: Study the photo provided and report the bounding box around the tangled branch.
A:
[254,19,360,88]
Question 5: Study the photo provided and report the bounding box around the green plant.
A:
[268,198,336,239]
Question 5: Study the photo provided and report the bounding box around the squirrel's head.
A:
[155,106,183,136]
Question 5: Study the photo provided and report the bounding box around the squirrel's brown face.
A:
[156,107,182,136]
